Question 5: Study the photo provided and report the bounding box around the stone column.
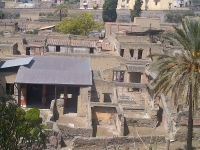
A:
[21,84,27,107]
[64,86,68,108]
[42,84,46,107]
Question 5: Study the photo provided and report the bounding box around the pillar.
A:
[42,85,46,107]
[64,86,68,107]
[126,72,130,92]
[17,84,21,107]
[20,84,27,107]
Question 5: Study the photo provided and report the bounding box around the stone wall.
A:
[0,72,17,94]
[91,104,124,136]
[77,87,91,117]
[125,117,156,128]
[92,106,117,124]
[43,123,62,150]
[47,45,91,54]
[45,53,151,70]
[102,64,127,82]
[0,42,18,57]
[0,37,24,54]
[0,22,18,33]
[72,136,166,150]
[91,79,115,102]
[57,123,93,141]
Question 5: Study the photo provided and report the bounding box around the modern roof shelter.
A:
[0,56,92,108]
[0,57,33,69]
[15,56,92,85]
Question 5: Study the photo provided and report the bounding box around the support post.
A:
[17,84,21,107]
[64,86,68,108]
[20,84,27,107]
[42,84,46,107]
[55,85,57,100]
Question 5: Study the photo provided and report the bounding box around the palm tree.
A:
[54,3,69,21]
[149,17,200,150]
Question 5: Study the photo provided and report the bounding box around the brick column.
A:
[42,84,46,107]
[21,84,27,107]
[64,86,68,108]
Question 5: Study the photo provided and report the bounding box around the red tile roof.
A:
[47,39,96,48]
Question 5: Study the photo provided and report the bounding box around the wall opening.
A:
[132,88,140,92]
[103,93,112,102]
[138,49,143,59]
[26,47,30,55]
[65,86,79,113]
[56,46,60,52]
[113,71,125,82]
[129,72,141,83]
[120,49,124,57]
[130,49,134,57]
[27,84,42,106]
[90,48,94,54]
[6,83,14,95]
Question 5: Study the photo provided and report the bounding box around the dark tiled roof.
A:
[15,56,92,85]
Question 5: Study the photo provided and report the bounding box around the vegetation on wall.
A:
[102,0,118,22]
[0,93,47,149]
[55,12,103,35]
[130,0,143,22]
[165,11,195,23]
[26,29,38,34]
[0,11,20,19]
[193,0,200,3]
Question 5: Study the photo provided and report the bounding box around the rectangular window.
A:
[90,48,94,54]
[138,49,143,59]
[120,49,124,57]
[113,71,125,82]
[130,49,134,57]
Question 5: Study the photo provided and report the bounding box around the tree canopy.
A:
[0,93,46,149]
[102,0,118,22]
[55,12,103,35]
[54,4,69,21]
[130,0,143,22]
[149,18,200,150]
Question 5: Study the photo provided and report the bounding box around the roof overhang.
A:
[0,57,33,69]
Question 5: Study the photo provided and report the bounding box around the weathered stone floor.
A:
[56,113,87,128]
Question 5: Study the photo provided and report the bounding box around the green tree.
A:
[0,93,46,150]
[55,12,103,35]
[54,4,69,21]
[149,18,200,150]
[102,0,118,22]
[130,0,143,22]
